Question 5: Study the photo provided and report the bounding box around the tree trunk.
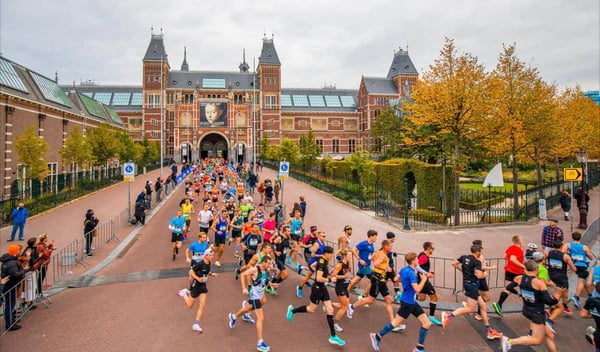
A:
[453,135,461,226]
[512,136,519,219]
[534,147,544,199]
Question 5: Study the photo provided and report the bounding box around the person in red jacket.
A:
[492,235,525,317]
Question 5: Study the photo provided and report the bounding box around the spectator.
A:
[164,175,171,196]
[559,190,572,221]
[299,196,307,219]
[135,200,146,226]
[1,244,26,331]
[8,202,29,242]
[541,218,564,253]
[84,209,99,256]
[274,179,281,204]
[21,237,38,311]
[155,177,163,203]
[145,181,153,209]
[574,188,590,210]
[34,233,54,296]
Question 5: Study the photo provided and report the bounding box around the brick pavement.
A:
[0,166,598,351]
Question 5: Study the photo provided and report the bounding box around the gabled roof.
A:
[143,34,169,63]
[258,38,281,65]
[386,48,418,79]
[362,77,398,95]
[280,87,358,112]
[167,71,258,90]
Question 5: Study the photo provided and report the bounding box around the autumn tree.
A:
[259,135,270,160]
[114,130,137,162]
[403,38,491,225]
[278,138,299,164]
[14,126,49,182]
[371,108,411,159]
[487,44,558,217]
[60,127,92,170]
[298,129,320,170]
[86,123,118,166]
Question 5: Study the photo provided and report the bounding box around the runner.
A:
[211,209,230,268]
[180,197,195,238]
[337,225,353,253]
[500,259,559,352]
[185,232,211,267]
[384,232,401,304]
[416,241,442,326]
[286,246,346,346]
[347,230,378,296]
[546,240,578,321]
[286,210,303,265]
[228,255,273,352]
[470,239,497,322]
[168,210,186,261]
[297,228,324,299]
[580,282,600,350]
[492,235,525,317]
[441,245,503,341]
[331,249,352,332]
[347,239,394,322]
[198,202,213,235]
[177,248,218,334]
[564,231,593,309]
[369,252,431,352]
[240,223,263,265]
[271,225,291,289]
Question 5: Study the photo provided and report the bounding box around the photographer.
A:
[83,209,99,256]
[1,244,26,331]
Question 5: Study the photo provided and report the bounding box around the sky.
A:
[0,0,598,92]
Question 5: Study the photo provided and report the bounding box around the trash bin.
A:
[61,253,76,266]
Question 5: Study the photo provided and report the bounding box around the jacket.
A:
[12,206,29,224]
[84,213,99,234]
[0,253,25,292]
[559,193,571,211]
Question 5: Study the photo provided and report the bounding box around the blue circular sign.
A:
[280,163,288,172]
[125,165,134,173]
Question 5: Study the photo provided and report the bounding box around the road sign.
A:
[124,176,135,183]
[123,163,135,176]
[279,161,289,180]
[564,168,583,181]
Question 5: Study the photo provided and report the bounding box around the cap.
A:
[527,243,538,249]
[548,218,559,223]
[310,225,317,232]
[386,231,396,239]
[531,251,544,262]
[7,244,20,256]
[344,225,352,231]
[204,249,214,256]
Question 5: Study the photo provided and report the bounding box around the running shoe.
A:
[412,348,425,352]
[286,256,292,264]
[429,316,442,326]
[501,336,512,352]
[242,313,255,324]
[286,305,294,321]
[192,323,203,334]
[172,254,176,261]
[571,296,581,310]
[177,288,190,298]
[563,307,573,315]
[393,291,402,303]
[392,324,406,332]
[296,264,303,275]
[545,319,556,335]
[328,335,346,346]
[346,304,354,319]
[474,314,483,321]
[369,333,380,351]
[257,341,271,352]
[486,328,503,340]
[228,313,237,328]
[586,326,596,345]
[235,268,241,280]
[492,302,504,317]
[296,285,303,298]
[441,311,451,328]
[234,251,240,258]
[215,261,222,268]
[334,323,344,332]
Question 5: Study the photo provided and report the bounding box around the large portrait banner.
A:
[200,102,228,127]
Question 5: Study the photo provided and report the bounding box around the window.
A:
[183,94,194,104]
[375,97,389,106]
[265,95,277,109]
[332,139,339,153]
[169,111,175,121]
[349,139,356,153]
[150,131,158,138]
[316,139,323,153]
[147,94,161,108]
[280,95,292,107]
[167,92,174,104]
[151,119,158,126]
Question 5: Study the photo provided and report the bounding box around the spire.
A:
[54,71,59,83]
[386,46,418,79]
[143,31,169,64]
[181,46,189,71]
[239,48,250,73]
[258,36,281,65]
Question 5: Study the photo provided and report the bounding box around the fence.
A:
[266,159,600,230]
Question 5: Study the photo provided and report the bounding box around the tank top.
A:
[248,265,269,300]
[373,250,389,279]
[336,261,351,285]
[418,251,431,272]
[181,203,193,218]
[308,240,326,266]
[547,249,567,277]
[519,274,545,311]
[569,241,588,267]
[215,217,228,237]
[290,218,302,236]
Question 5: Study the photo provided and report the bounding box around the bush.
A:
[410,209,447,225]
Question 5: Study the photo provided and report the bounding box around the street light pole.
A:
[576,148,588,229]
[160,53,164,179]
[252,58,257,175]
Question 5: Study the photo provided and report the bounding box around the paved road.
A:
[1,166,598,351]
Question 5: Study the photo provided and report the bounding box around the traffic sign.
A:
[123,162,135,177]
[564,168,582,181]
[124,176,135,183]
[279,161,290,180]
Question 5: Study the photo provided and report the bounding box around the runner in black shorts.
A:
[286,246,346,346]
[331,249,352,332]
[499,259,559,352]
[271,226,291,289]
[581,282,600,351]
[416,241,443,326]
[547,240,577,321]
[369,252,431,352]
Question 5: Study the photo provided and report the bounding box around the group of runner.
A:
[169,159,599,352]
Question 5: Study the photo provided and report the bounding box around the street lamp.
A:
[576,148,588,229]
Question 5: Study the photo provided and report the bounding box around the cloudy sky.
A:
[1,0,598,91]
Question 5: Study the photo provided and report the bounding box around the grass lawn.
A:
[460,182,528,192]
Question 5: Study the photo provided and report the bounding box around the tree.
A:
[403,38,491,225]
[86,124,118,166]
[114,130,136,162]
[60,127,92,170]
[371,108,408,159]
[554,87,600,159]
[347,151,375,203]
[487,44,558,217]
[14,126,49,181]
[298,129,320,170]
[259,135,270,160]
[278,138,299,164]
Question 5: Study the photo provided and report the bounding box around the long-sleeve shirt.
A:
[541,225,564,248]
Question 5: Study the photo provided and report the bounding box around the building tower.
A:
[257,35,282,149]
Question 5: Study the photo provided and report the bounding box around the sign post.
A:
[279,161,290,212]
[123,162,135,219]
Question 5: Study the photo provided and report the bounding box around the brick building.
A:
[63,32,419,163]
[0,56,126,197]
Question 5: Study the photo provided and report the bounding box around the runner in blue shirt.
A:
[348,230,378,295]
[186,232,211,266]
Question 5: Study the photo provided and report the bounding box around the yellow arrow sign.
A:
[564,168,582,181]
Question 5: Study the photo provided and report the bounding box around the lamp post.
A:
[159,52,164,179]
[576,148,588,229]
